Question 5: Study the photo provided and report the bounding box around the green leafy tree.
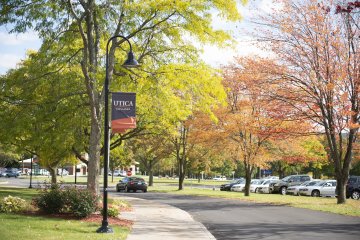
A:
[0,0,246,194]
[131,133,172,186]
[0,49,86,183]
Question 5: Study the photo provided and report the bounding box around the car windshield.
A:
[348,177,358,184]
[281,176,292,182]
[262,180,270,185]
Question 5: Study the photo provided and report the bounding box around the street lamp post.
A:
[29,156,33,189]
[97,35,139,234]
[74,165,77,186]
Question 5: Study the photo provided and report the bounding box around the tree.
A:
[256,0,360,203]
[0,145,20,168]
[131,133,172,186]
[0,0,246,194]
[0,49,86,183]
[219,57,305,196]
[109,144,132,183]
[269,136,328,178]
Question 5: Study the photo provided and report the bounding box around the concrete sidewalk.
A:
[119,196,216,240]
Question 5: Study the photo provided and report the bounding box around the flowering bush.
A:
[0,195,27,213]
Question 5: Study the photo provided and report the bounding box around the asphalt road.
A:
[113,191,360,240]
[2,178,360,240]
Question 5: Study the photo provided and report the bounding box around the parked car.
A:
[213,176,227,181]
[231,179,259,192]
[1,169,19,178]
[220,178,244,191]
[272,175,311,195]
[116,177,148,193]
[262,176,279,180]
[286,180,322,196]
[299,180,337,197]
[250,179,266,193]
[258,179,279,194]
[112,170,127,177]
[346,176,360,200]
[231,181,246,192]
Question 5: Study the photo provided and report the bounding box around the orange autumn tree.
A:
[269,136,328,178]
[219,57,306,196]
[187,111,236,180]
[256,0,360,203]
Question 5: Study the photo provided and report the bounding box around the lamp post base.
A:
[96,225,113,233]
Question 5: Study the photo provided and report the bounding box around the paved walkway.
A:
[119,196,216,240]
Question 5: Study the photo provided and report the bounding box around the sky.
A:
[0,0,277,75]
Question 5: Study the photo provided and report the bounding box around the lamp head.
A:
[122,51,140,68]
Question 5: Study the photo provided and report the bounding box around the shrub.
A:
[33,183,98,218]
[33,183,66,214]
[0,195,27,213]
[64,187,99,218]
[102,206,120,217]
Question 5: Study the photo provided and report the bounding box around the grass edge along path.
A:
[150,185,360,217]
[0,187,131,240]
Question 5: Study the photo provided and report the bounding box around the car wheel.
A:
[280,186,287,195]
[143,189,147,193]
[126,186,130,193]
[311,190,320,197]
[351,190,360,200]
[116,186,120,192]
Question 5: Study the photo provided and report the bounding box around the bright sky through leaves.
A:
[0,0,277,75]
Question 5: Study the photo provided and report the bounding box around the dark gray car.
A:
[272,175,311,195]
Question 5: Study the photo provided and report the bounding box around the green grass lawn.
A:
[0,186,38,200]
[149,185,360,217]
[0,214,129,240]
[0,187,130,240]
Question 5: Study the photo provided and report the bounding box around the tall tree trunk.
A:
[87,118,101,195]
[178,157,185,190]
[149,169,154,186]
[48,167,57,184]
[244,163,252,196]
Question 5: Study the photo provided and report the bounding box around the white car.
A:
[250,179,266,193]
[213,176,227,181]
[231,182,246,192]
[257,179,279,194]
[231,179,261,192]
[299,180,337,197]
[287,180,322,196]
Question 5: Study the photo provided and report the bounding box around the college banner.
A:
[111,92,136,133]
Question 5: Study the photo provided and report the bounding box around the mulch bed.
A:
[83,214,133,227]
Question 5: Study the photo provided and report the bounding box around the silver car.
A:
[299,180,337,197]
[258,179,279,194]
[287,180,322,196]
